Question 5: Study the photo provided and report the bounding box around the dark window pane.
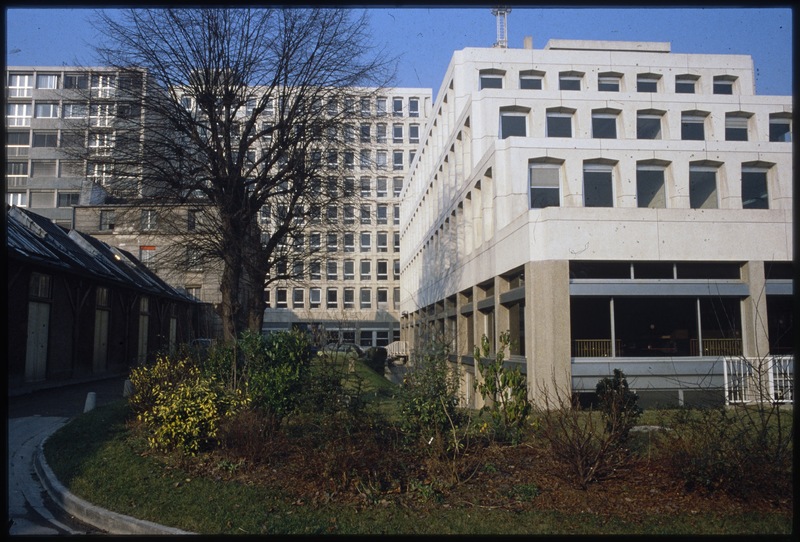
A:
[501,115,526,138]
[637,169,666,208]
[520,77,542,89]
[592,116,616,139]
[559,78,580,91]
[741,170,768,209]
[637,116,661,139]
[547,115,571,137]
[584,170,613,207]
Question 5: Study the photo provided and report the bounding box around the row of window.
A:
[5,191,78,208]
[7,72,132,96]
[270,286,401,310]
[6,102,135,125]
[498,107,792,142]
[479,69,742,95]
[309,148,416,171]
[308,231,401,253]
[304,258,401,281]
[528,160,775,210]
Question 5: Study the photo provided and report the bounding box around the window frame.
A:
[583,163,615,208]
[529,162,561,209]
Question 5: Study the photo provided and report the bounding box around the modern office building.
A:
[6,67,432,345]
[399,39,793,407]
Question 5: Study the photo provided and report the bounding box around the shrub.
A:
[364,347,388,375]
[128,355,199,416]
[594,369,642,441]
[474,331,531,444]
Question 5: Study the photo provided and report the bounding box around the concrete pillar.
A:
[495,275,510,352]
[524,260,572,408]
[741,260,770,358]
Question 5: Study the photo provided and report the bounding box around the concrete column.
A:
[741,260,770,358]
[524,260,572,408]
[495,275,511,352]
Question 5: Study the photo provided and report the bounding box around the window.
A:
[393,260,400,280]
[636,163,667,208]
[29,190,55,207]
[713,76,735,95]
[377,205,388,225]
[591,110,618,139]
[741,166,769,209]
[87,162,111,184]
[360,176,371,197]
[343,288,355,308]
[310,262,321,280]
[769,114,791,142]
[7,103,31,126]
[681,112,707,141]
[32,131,58,147]
[7,192,27,207]
[360,97,371,117]
[89,104,113,127]
[393,205,400,225]
[91,74,116,98]
[343,124,354,142]
[326,151,338,167]
[360,149,370,169]
[393,177,403,197]
[360,288,372,309]
[558,72,582,91]
[327,232,338,252]
[409,97,419,117]
[393,232,400,252]
[376,150,387,169]
[7,130,30,149]
[8,74,33,97]
[63,102,87,119]
[500,111,527,139]
[392,97,403,116]
[377,231,388,252]
[376,123,387,143]
[529,161,561,208]
[637,111,663,139]
[376,97,387,116]
[360,204,371,224]
[409,124,420,143]
[293,288,304,309]
[520,70,544,89]
[360,259,371,280]
[100,210,116,230]
[377,288,389,307]
[598,73,621,92]
[36,74,58,89]
[393,150,404,170]
[360,123,371,143]
[409,149,416,165]
[31,160,57,178]
[546,109,573,138]
[344,205,355,225]
[89,131,114,154]
[393,123,403,143]
[34,103,59,118]
[393,288,400,310]
[327,205,338,222]
[583,163,614,207]
[675,74,697,94]
[56,192,81,207]
[326,176,338,197]
[360,232,371,252]
[377,260,388,280]
[186,246,203,271]
[327,260,337,280]
[327,288,338,309]
[141,209,158,230]
[64,73,88,89]
[343,259,355,280]
[376,176,388,197]
[689,165,719,209]
[637,74,660,92]
[479,70,504,89]
[725,113,750,141]
[344,232,356,252]
[310,232,321,251]
[310,288,321,308]
[139,246,156,268]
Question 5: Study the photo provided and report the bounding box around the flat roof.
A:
[544,39,671,53]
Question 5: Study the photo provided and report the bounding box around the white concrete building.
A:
[400,40,793,407]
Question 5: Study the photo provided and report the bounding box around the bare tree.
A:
[84,8,395,341]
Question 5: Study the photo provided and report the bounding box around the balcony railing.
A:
[572,339,622,357]
[690,338,742,356]
[723,355,794,404]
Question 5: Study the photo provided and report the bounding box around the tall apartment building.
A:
[6,67,432,344]
[6,67,146,228]
[400,40,793,407]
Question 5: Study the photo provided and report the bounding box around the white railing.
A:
[723,355,794,405]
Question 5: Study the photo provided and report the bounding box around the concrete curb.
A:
[35,432,194,535]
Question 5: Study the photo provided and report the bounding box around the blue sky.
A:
[5,7,793,96]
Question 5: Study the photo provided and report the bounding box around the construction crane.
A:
[491,6,511,48]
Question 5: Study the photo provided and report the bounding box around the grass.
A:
[43,360,793,535]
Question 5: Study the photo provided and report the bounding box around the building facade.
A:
[6,67,432,345]
[399,40,793,407]
[6,66,146,228]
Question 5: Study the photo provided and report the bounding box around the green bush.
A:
[474,331,531,444]
[595,369,642,441]
[364,347,388,375]
[128,355,199,416]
